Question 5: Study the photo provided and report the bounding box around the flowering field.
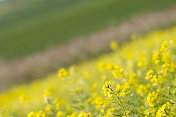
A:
[0,27,176,117]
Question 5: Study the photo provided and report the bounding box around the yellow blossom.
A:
[58,68,68,79]
[110,41,118,51]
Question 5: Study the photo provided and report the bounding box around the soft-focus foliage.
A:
[0,27,176,116]
[1,0,176,59]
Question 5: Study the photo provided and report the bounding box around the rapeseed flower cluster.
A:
[110,41,118,51]
[57,68,68,79]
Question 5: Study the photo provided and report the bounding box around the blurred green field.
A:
[0,0,176,59]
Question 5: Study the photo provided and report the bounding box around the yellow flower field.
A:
[0,27,176,117]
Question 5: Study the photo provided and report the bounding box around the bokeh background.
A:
[1,0,176,91]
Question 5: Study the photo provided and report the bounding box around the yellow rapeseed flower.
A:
[110,41,118,51]
[58,68,69,79]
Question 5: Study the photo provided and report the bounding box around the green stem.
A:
[110,88,127,116]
